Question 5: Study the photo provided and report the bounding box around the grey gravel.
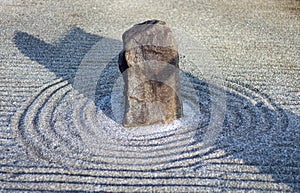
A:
[0,0,299,192]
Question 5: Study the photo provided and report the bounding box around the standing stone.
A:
[118,20,183,127]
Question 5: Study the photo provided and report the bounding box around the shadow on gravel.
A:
[14,27,102,84]
[14,27,121,120]
[14,27,300,192]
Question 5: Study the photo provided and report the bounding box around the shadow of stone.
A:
[14,27,121,120]
[94,56,120,121]
[13,27,102,84]
[13,27,300,192]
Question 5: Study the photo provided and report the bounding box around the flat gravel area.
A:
[0,0,299,192]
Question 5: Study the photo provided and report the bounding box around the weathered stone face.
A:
[118,20,183,127]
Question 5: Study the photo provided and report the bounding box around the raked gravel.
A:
[0,0,299,192]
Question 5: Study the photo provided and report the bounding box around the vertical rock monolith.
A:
[118,20,183,127]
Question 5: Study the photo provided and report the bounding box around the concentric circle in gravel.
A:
[13,74,287,173]
[12,29,288,173]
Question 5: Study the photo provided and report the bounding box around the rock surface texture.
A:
[118,20,183,127]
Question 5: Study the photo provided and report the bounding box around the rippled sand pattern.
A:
[1,0,299,192]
